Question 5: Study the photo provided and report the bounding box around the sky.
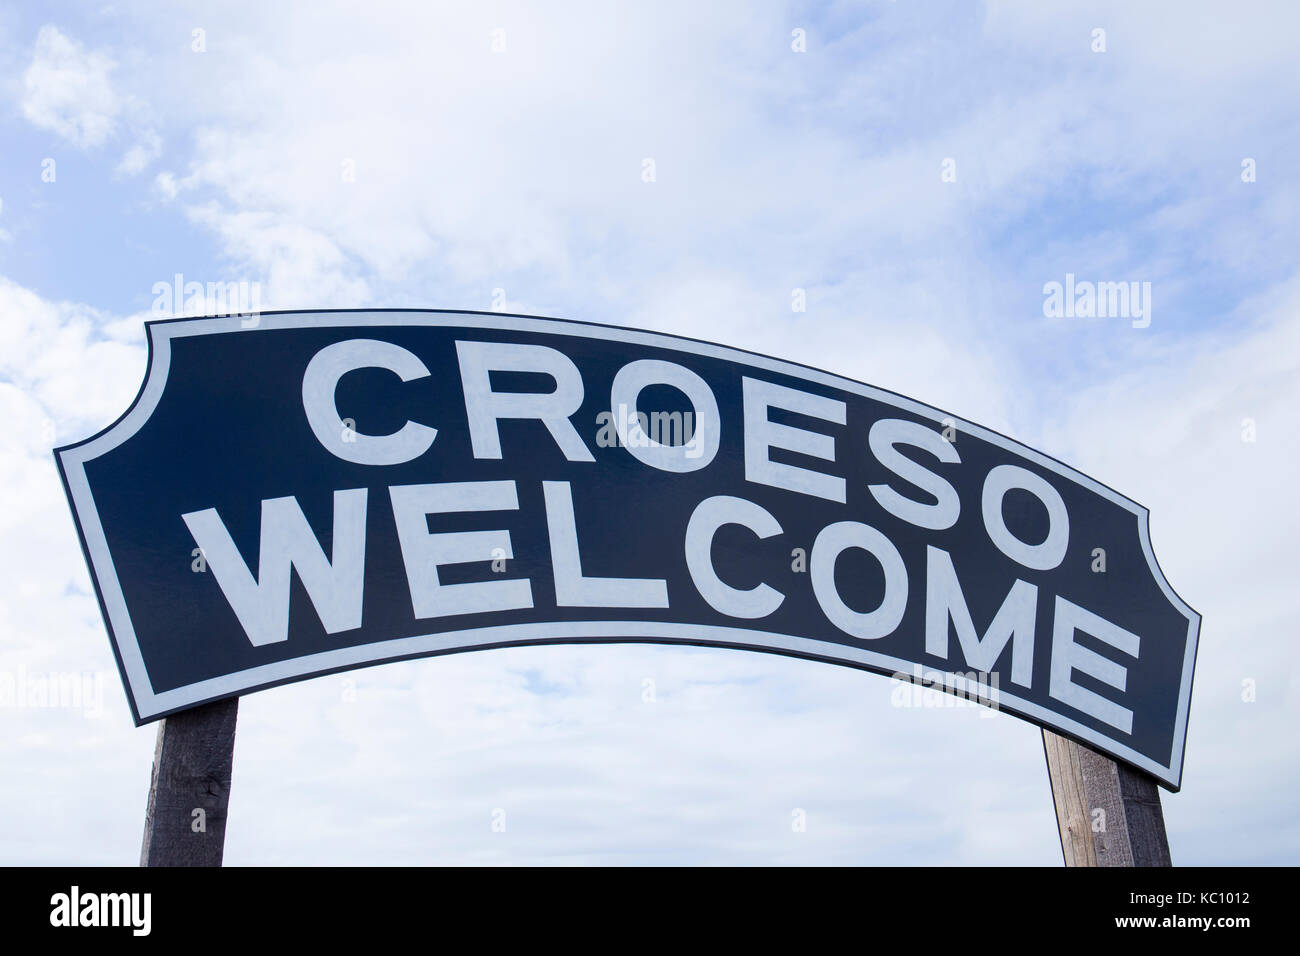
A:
[1,0,1297,865]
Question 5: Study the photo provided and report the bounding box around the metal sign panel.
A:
[55,310,1199,788]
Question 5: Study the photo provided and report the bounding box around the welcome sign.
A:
[55,310,1199,789]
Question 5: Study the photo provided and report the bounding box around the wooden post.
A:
[140,697,239,867]
[1042,729,1171,866]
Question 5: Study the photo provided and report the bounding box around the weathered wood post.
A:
[140,697,239,866]
[1042,728,1172,866]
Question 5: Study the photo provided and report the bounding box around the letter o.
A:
[981,464,1069,570]
[610,360,719,472]
[810,521,907,640]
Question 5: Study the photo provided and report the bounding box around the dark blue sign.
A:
[56,310,1199,788]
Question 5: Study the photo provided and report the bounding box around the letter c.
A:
[685,496,784,619]
[302,339,437,465]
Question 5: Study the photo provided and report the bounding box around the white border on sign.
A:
[54,310,1201,789]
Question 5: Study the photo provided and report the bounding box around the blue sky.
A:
[1,0,1298,865]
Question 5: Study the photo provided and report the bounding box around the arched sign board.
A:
[55,310,1199,790]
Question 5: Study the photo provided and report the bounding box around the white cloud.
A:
[17,24,162,174]
[20,25,121,148]
[153,170,183,199]
[116,128,161,175]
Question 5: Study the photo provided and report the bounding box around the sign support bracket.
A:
[140,697,239,867]
[1042,728,1172,866]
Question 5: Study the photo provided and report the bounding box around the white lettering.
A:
[456,340,594,462]
[182,490,367,647]
[743,377,846,502]
[685,496,784,618]
[302,339,436,465]
[389,481,533,618]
